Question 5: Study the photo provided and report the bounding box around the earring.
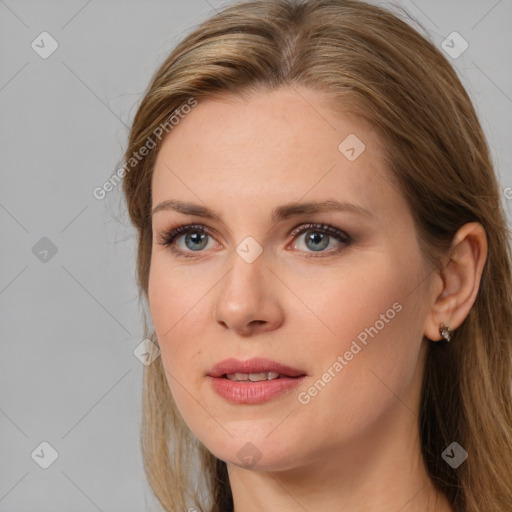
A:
[439,323,454,342]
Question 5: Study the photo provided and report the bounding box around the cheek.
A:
[307,275,427,426]
[147,257,210,385]
[296,254,427,411]
[295,256,411,358]
[147,270,223,454]
[148,254,207,329]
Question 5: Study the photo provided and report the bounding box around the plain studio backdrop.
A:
[1,0,511,511]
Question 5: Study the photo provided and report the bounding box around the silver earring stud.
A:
[439,324,454,342]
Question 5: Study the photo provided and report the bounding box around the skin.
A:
[148,86,487,512]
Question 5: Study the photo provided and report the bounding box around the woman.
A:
[121,1,512,510]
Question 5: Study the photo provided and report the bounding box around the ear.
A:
[423,222,488,341]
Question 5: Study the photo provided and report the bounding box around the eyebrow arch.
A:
[151,199,373,223]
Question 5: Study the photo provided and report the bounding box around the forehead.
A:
[151,86,402,220]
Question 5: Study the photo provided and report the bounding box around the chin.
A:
[197,429,304,471]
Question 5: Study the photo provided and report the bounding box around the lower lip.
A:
[208,375,306,404]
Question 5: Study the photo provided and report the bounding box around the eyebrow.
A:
[151,199,373,223]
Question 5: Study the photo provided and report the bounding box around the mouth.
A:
[223,371,288,382]
[208,357,307,379]
[207,358,307,404]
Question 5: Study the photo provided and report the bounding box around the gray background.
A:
[1,0,511,511]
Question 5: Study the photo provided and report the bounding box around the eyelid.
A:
[288,223,350,242]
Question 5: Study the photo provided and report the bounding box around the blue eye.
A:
[289,223,351,255]
[158,223,352,259]
[159,224,215,256]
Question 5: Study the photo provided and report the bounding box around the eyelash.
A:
[157,222,353,259]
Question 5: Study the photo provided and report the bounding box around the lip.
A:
[208,357,306,378]
[207,357,307,405]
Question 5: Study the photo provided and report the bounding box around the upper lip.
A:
[208,357,306,378]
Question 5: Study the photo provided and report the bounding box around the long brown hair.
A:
[121,1,512,510]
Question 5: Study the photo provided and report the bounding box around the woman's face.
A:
[148,86,435,471]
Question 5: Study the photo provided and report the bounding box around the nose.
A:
[212,249,285,337]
